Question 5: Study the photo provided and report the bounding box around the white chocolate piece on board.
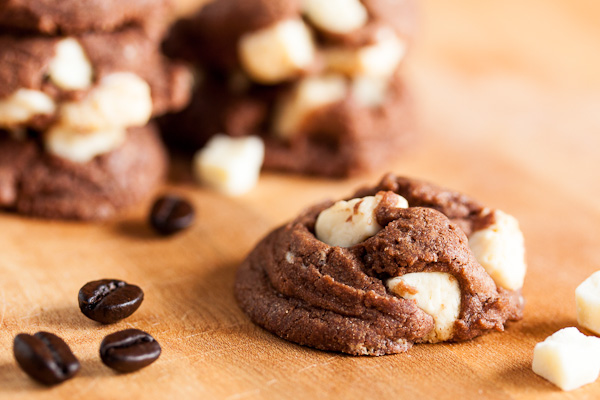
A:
[468,210,526,291]
[302,0,368,34]
[59,72,152,131]
[273,74,347,140]
[193,134,265,196]
[315,193,408,247]
[48,38,93,90]
[0,89,56,128]
[532,327,600,391]
[45,125,126,163]
[324,27,406,79]
[238,19,315,84]
[387,272,461,342]
[576,271,600,335]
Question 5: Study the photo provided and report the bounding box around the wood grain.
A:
[1,0,600,398]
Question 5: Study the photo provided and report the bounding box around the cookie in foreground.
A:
[235,173,526,355]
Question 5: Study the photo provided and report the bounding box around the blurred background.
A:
[174,0,600,210]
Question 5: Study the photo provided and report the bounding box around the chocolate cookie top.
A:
[0,124,167,220]
[165,0,416,74]
[235,174,525,355]
[0,0,171,37]
[0,27,190,116]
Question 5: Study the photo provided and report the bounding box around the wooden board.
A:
[2,0,600,398]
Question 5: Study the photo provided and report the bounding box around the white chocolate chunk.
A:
[45,125,126,163]
[468,210,526,291]
[323,27,406,79]
[532,327,600,391]
[273,75,347,140]
[387,272,461,342]
[238,19,315,84]
[48,38,93,90]
[303,0,368,34]
[59,72,152,131]
[193,134,264,196]
[0,89,56,128]
[576,271,600,335]
[350,76,388,107]
[315,193,408,247]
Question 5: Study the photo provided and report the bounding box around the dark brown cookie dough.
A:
[0,124,167,220]
[0,0,171,38]
[235,174,524,355]
[0,27,191,128]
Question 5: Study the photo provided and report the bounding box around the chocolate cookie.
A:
[0,124,167,220]
[0,0,171,38]
[0,27,191,132]
[162,0,415,177]
[235,174,526,355]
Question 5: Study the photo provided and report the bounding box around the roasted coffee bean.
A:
[78,279,144,324]
[149,195,195,235]
[13,332,80,386]
[100,329,161,373]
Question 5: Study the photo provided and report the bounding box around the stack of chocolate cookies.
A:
[163,0,416,177]
[0,0,191,219]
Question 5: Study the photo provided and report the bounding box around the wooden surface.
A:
[2,0,600,398]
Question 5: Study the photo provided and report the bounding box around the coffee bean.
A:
[149,195,195,235]
[13,332,80,386]
[100,329,161,373]
[78,279,144,324]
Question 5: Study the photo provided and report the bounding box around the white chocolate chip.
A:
[45,124,126,163]
[48,38,93,90]
[193,134,264,196]
[532,327,600,391]
[238,19,315,84]
[323,27,406,79]
[302,0,368,34]
[285,252,295,264]
[315,193,408,247]
[273,74,347,140]
[350,76,388,107]
[387,272,461,342]
[468,210,526,291]
[0,89,56,128]
[576,271,600,335]
[58,72,152,132]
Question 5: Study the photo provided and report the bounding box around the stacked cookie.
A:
[163,0,416,177]
[0,0,191,219]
